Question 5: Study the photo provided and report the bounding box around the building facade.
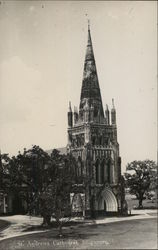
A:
[67,24,126,217]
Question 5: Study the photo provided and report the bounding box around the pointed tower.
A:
[80,23,104,119]
[67,23,125,218]
[111,98,116,125]
[67,102,73,128]
[105,104,110,125]
[74,106,79,125]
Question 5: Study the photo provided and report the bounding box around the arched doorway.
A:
[71,193,85,217]
[98,187,118,213]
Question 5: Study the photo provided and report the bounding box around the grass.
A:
[0,220,10,232]
[126,194,157,210]
[23,220,86,232]
[0,219,10,239]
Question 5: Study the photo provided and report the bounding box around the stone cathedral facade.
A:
[67,25,126,217]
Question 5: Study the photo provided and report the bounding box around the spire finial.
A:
[88,19,90,31]
[85,14,90,30]
[69,101,72,112]
[112,98,115,108]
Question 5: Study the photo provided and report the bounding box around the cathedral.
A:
[67,24,126,217]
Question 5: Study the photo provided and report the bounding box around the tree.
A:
[0,153,11,213]
[37,150,77,236]
[0,153,11,192]
[1,146,78,235]
[20,146,53,215]
[5,146,52,214]
[124,160,157,208]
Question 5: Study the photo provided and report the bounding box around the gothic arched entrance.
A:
[70,193,85,217]
[98,187,118,213]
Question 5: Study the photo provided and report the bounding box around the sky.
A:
[0,1,157,172]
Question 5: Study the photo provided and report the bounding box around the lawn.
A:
[0,219,10,235]
[126,194,157,210]
[0,218,157,249]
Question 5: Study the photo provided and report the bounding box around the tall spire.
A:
[79,22,104,118]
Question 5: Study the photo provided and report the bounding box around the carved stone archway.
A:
[98,187,118,212]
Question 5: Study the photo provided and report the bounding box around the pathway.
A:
[0,209,157,242]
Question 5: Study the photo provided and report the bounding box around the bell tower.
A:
[67,23,126,217]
